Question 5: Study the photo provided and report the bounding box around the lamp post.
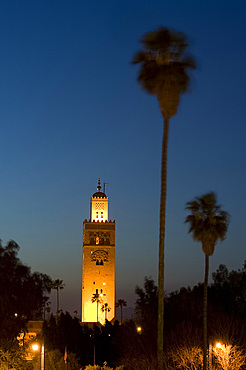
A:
[32,342,45,370]
[90,334,96,366]
[208,343,212,370]
[41,342,45,370]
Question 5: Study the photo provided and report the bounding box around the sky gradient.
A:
[1,0,246,315]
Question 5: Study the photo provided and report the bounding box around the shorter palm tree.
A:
[92,291,102,322]
[116,299,127,324]
[42,296,51,320]
[101,303,111,322]
[51,279,65,319]
[185,192,230,370]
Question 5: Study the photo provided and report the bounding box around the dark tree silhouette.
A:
[211,262,246,317]
[135,277,158,358]
[132,27,196,369]
[43,312,93,367]
[185,192,230,369]
[0,239,52,345]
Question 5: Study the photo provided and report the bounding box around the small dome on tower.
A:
[92,178,107,198]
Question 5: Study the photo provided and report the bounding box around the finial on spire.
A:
[97,178,101,191]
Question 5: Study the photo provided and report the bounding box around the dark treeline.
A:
[1,239,246,368]
[132,262,246,368]
[42,262,246,369]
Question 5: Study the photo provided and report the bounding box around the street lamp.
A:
[41,343,45,370]
[32,342,45,370]
[209,341,223,369]
[32,343,39,352]
[210,341,231,370]
[137,326,142,334]
[216,342,223,349]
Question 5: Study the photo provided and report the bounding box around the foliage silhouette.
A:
[0,239,52,345]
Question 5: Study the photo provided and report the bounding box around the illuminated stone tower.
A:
[81,179,115,324]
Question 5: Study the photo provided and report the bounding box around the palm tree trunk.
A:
[120,305,123,324]
[57,288,59,318]
[157,116,169,370]
[97,300,99,322]
[203,254,209,370]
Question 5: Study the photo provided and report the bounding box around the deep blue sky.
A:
[1,0,246,314]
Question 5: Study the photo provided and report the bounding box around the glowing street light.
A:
[32,343,39,352]
[212,341,231,370]
[137,326,142,334]
[216,342,223,349]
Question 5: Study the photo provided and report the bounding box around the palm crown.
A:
[116,299,127,308]
[185,192,230,256]
[132,27,196,119]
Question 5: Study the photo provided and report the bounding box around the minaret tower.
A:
[81,179,115,324]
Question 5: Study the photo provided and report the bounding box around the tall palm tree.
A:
[132,26,196,370]
[116,299,127,324]
[51,279,65,319]
[185,192,230,370]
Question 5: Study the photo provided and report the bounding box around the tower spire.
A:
[97,178,101,191]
